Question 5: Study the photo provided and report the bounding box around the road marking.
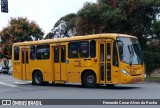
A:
[0,81,18,87]
[14,81,28,84]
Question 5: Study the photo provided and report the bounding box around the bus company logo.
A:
[130,70,136,75]
[2,100,11,105]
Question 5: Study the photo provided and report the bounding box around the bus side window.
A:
[30,46,36,60]
[36,45,50,60]
[68,42,78,58]
[61,46,66,63]
[100,44,104,62]
[22,50,25,63]
[107,43,111,61]
[14,46,19,61]
[113,42,119,67]
[90,40,96,58]
[78,41,89,58]
[68,41,89,58]
[54,47,59,63]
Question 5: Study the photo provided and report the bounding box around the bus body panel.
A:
[30,60,52,81]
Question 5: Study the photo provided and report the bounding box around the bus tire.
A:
[32,71,43,86]
[82,71,97,88]
[43,81,49,85]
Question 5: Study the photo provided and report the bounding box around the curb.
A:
[143,81,160,84]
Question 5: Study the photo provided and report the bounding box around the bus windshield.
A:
[117,37,143,65]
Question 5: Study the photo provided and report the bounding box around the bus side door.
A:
[21,48,29,80]
[54,45,67,81]
[99,41,118,84]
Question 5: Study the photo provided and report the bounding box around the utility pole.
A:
[1,0,8,13]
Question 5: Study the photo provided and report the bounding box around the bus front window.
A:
[117,37,143,65]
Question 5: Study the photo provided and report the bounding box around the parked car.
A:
[0,67,8,74]
[0,59,12,75]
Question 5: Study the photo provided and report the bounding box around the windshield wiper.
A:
[128,45,134,66]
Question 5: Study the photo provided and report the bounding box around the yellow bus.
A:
[12,33,145,87]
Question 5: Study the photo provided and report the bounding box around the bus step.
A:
[55,81,65,84]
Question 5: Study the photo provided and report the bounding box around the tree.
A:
[76,0,131,35]
[48,0,160,48]
[121,0,160,47]
[152,20,160,39]
[76,0,160,48]
[45,32,54,39]
[76,2,102,35]
[46,13,77,39]
[0,17,44,59]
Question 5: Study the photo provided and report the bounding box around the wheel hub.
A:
[35,75,41,84]
[87,75,94,83]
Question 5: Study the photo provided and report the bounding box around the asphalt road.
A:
[0,74,160,108]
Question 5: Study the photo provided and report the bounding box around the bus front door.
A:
[54,46,67,81]
[21,48,29,80]
[99,42,112,83]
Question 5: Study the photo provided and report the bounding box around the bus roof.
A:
[13,33,136,46]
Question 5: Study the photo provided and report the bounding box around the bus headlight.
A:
[121,69,130,76]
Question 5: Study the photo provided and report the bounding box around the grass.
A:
[145,76,160,82]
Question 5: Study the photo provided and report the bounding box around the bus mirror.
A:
[115,40,123,46]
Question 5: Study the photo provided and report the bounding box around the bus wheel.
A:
[82,71,97,88]
[43,81,49,85]
[32,71,43,86]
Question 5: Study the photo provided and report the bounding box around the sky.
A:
[0,0,97,35]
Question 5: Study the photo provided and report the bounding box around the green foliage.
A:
[143,50,160,75]
[145,76,160,81]
[152,20,160,38]
[76,2,101,35]
[51,13,77,38]
[53,0,159,41]
[0,17,44,59]
[6,17,44,41]
[75,0,160,48]
[54,13,77,28]
[45,32,54,39]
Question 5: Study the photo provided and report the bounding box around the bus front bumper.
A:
[121,75,144,84]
